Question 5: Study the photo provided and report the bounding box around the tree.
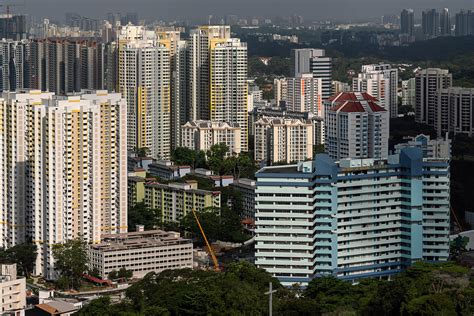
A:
[207,143,230,176]
[118,267,133,281]
[0,243,37,278]
[226,153,255,180]
[128,202,162,231]
[108,269,118,280]
[135,147,150,157]
[450,235,469,261]
[171,147,196,167]
[52,238,89,290]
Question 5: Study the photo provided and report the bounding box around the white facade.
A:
[353,64,399,118]
[209,38,248,152]
[286,74,322,115]
[273,78,288,106]
[181,120,242,155]
[325,92,389,161]
[402,78,416,107]
[254,117,313,164]
[0,90,128,279]
[89,230,193,279]
[118,35,171,159]
[0,264,25,315]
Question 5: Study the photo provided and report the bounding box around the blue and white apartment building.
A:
[255,147,450,286]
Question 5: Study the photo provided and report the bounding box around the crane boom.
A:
[191,208,220,271]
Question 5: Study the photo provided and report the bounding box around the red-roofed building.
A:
[325,92,389,160]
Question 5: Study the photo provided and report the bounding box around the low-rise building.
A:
[128,176,146,207]
[148,160,191,180]
[144,181,221,223]
[230,178,256,221]
[88,230,193,280]
[0,264,26,315]
[181,120,241,156]
[128,155,154,172]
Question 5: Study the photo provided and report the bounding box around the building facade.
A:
[437,87,474,137]
[254,117,313,164]
[286,74,322,115]
[422,9,440,39]
[255,148,450,286]
[118,27,171,159]
[88,230,193,280]
[129,177,221,223]
[209,38,248,152]
[0,264,26,315]
[325,92,389,161]
[415,68,452,126]
[0,90,127,279]
[291,48,332,101]
[230,178,256,221]
[353,64,399,118]
[181,120,241,156]
[394,134,451,159]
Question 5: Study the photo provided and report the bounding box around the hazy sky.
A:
[21,0,474,22]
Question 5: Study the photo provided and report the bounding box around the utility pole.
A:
[265,282,277,316]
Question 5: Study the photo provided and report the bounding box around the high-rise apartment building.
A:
[286,74,322,115]
[400,9,415,36]
[353,64,399,118]
[0,90,127,279]
[440,8,451,36]
[455,10,474,36]
[26,38,108,95]
[118,27,171,159]
[438,87,474,137]
[415,68,452,126]
[0,39,27,92]
[209,38,248,151]
[402,78,416,107]
[181,120,242,156]
[325,92,389,160]
[0,15,27,41]
[422,9,440,39]
[273,77,288,106]
[255,148,450,286]
[187,25,231,122]
[254,117,313,164]
[291,49,332,101]
[156,28,187,151]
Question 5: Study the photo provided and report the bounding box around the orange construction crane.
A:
[191,208,220,272]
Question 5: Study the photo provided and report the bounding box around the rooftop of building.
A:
[35,300,78,315]
[328,92,386,113]
[182,120,240,129]
[257,148,448,178]
[91,230,192,252]
[255,117,313,126]
[145,181,221,196]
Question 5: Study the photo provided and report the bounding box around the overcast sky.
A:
[21,0,474,22]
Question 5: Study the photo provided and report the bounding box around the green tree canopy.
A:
[0,243,37,278]
[52,238,89,290]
